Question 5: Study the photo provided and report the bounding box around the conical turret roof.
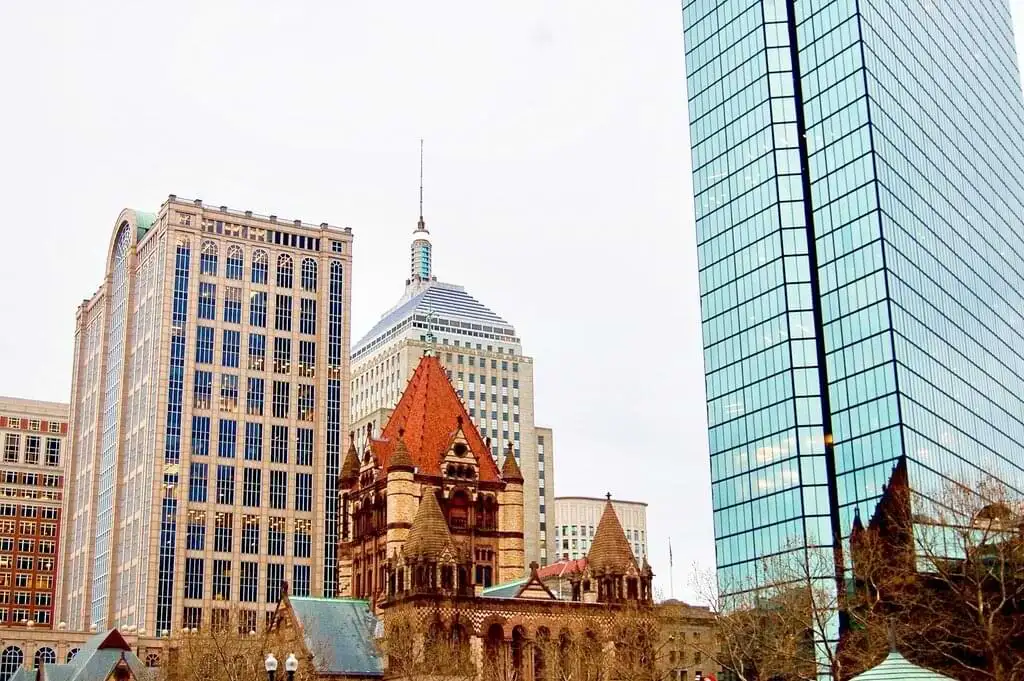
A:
[388,430,415,472]
[501,441,524,483]
[586,496,639,574]
[341,433,361,483]
[404,488,457,560]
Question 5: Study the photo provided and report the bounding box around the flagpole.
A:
[669,536,674,600]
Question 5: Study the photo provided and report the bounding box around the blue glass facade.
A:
[684,0,1024,597]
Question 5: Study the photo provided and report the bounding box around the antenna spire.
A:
[418,138,425,226]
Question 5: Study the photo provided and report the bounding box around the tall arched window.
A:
[301,258,318,292]
[33,648,55,669]
[277,254,294,288]
[0,646,23,681]
[200,241,218,275]
[65,649,80,663]
[252,250,268,284]
[226,245,244,280]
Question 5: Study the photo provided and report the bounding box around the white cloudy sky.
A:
[1,1,1023,602]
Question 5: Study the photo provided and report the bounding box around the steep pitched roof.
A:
[404,489,457,559]
[23,629,152,681]
[587,498,639,574]
[341,433,361,482]
[370,356,501,482]
[388,432,415,472]
[286,597,383,677]
[501,442,524,483]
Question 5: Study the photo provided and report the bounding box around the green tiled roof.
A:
[289,597,383,677]
[850,652,957,681]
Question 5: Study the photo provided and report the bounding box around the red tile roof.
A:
[537,558,587,580]
[371,355,502,482]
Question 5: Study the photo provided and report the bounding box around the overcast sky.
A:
[1,1,1023,603]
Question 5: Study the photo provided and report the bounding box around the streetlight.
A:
[265,653,278,681]
[285,654,299,681]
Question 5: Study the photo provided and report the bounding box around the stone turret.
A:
[581,495,651,604]
[497,441,526,582]
[386,431,418,559]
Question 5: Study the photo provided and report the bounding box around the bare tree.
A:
[850,476,1024,681]
[692,546,881,681]
[376,604,476,681]
[160,607,319,681]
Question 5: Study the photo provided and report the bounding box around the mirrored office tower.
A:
[684,0,1024,597]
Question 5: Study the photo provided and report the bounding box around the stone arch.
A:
[475,614,508,639]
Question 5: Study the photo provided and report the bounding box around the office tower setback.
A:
[553,496,647,563]
[0,398,68,628]
[60,197,352,635]
[351,203,554,566]
[684,0,1024,598]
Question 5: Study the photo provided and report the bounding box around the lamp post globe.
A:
[265,653,279,681]
[285,653,299,680]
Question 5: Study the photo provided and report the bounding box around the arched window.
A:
[511,626,527,678]
[66,649,80,663]
[277,254,294,288]
[252,250,268,284]
[301,258,318,292]
[535,627,551,681]
[226,245,244,280]
[0,646,23,681]
[145,652,160,668]
[448,490,469,529]
[200,241,218,275]
[33,648,55,669]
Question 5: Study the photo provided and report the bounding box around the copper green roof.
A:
[288,597,383,677]
[850,652,957,681]
[136,211,157,240]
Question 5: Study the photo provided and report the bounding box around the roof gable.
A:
[371,356,501,481]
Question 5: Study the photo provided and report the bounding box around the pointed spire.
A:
[341,432,361,484]
[388,429,415,473]
[410,140,432,282]
[587,495,638,574]
[404,488,456,559]
[852,507,864,533]
[501,441,524,483]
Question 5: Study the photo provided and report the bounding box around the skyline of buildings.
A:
[349,205,555,566]
[59,198,353,635]
[684,0,1024,601]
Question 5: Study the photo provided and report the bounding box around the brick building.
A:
[0,397,68,629]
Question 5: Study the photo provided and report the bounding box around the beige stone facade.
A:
[0,398,68,630]
[60,197,353,638]
[554,497,648,563]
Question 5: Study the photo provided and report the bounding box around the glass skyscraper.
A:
[684,0,1024,596]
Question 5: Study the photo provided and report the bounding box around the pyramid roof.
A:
[370,356,501,481]
[587,498,639,574]
[404,489,458,559]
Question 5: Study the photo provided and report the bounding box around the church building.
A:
[267,353,657,680]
